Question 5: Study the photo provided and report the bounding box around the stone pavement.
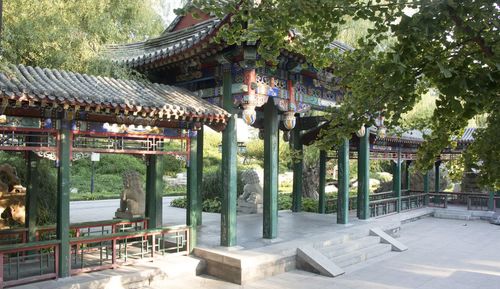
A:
[152,218,500,289]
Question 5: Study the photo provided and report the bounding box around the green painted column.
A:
[263,100,279,238]
[434,161,441,193]
[25,151,40,242]
[292,127,303,212]
[423,171,430,205]
[186,131,199,250]
[318,150,327,214]
[145,155,164,229]
[434,161,441,206]
[337,138,350,224]
[57,120,71,277]
[196,126,204,225]
[357,129,370,220]
[405,160,412,191]
[220,65,237,247]
[488,191,495,211]
[394,149,402,212]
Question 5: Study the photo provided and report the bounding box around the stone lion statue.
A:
[115,171,145,218]
[238,169,263,214]
[239,170,263,204]
[0,164,26,229]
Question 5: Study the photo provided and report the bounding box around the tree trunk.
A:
[302,162,319,200]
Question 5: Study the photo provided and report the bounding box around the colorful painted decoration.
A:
[242,105,256,125]
[43,118,53,129]
[282,111,296,130]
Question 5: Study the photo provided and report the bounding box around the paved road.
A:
[70,196,179,223]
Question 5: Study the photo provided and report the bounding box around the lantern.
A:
[377,126,387,138]
[242,104,256,125]
[282,111,296,130]
[356,125,366,137]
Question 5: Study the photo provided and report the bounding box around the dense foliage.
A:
[188,0,499,189]
[1,0,164,78]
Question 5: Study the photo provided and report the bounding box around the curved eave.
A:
[0,64,230,126]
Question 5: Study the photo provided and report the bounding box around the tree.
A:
[1,0,164,78]
[186,0,499,190]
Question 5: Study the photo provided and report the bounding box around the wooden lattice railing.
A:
[0,219,189,289]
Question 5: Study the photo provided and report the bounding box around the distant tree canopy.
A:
[187,0,499,189]
[1,0,164,78]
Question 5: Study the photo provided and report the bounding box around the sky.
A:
[156,0,186,26]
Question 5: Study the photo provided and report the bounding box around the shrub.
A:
[170,196,187,208]
[302,198,318,212]
[278,193,292,210]
[163,155,185,177]
[202,198,221,212]
[201,164,261,201]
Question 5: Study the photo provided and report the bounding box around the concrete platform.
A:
[193,208,432,284]
[151,217,500,289]
[33,202,497,289]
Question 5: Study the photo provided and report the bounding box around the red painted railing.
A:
[0,240,60,289]
[0,218,148,245]
[0,225,189,288]
[69,225,189,275]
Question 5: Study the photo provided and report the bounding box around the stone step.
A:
[312,230,369,250]
[433,211,478,221]
[318,236,381,259]
[332,243,393,268]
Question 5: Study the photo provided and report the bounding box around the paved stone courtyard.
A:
[154,218,500,289]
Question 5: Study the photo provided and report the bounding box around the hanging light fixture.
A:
[282,111,296,130]
[242,104,256,125]
[375,114,386,138]
[356,124,366,137]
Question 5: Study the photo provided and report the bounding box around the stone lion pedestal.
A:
[115,171,145,219]
[237,169,263,214]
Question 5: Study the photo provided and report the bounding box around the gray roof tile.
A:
[0,64,229,123]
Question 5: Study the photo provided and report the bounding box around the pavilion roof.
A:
[376,128,476,145]
[105,13,353,70]
[105,17,223,69]
[0,64,229,124]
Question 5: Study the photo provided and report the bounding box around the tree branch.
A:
[445,4,494,58]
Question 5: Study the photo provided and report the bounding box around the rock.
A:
[116,171,145,218]
[351,179,380,190]
[325,185,337,193]
[490,213,500,225]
